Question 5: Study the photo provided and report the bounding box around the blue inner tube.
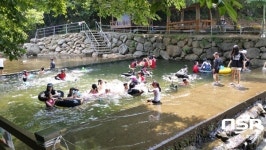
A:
[199,69,212,73]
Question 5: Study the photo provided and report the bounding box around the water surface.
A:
[0,57,265,149]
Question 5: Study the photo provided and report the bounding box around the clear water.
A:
[0,58,265,149]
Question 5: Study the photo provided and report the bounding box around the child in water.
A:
[22,70,29,82]
[147,81,162,105]
[89,84,98,94]
[45,92,57,108]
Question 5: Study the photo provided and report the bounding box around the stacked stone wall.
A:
[24,32,266,66]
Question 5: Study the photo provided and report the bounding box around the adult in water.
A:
[50,58,55,70]
[227,45,244,86]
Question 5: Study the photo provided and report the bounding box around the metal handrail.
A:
[35,21,87,39]
[82,22,99,46]
[34,21,99,52]
[83,31,97,52]
[95,21,111,48]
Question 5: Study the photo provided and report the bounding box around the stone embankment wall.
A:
[24,32,266,66]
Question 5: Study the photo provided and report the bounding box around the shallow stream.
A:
[0,57,265,149]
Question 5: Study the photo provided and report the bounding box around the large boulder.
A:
[118,44,128,55]
[246,48,260,59]
[25,43,41,56]
[160,50,170,60]
[133,51,144,57]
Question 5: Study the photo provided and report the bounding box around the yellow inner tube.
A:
[219,67,231,74]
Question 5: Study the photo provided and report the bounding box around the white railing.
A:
[35,21,87,39]
[34,21,100,51]
[95,21,111,48]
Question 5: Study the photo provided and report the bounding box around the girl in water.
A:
[147,81,162,105]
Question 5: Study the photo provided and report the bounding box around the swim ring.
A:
[219,66,231,74]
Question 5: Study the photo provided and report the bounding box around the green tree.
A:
[93,0,186,25]
[197,0,242,23]
[0,0,67,60]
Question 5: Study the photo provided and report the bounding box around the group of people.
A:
[192,44,255,87]
[88,79,110,95]
[128,55,156,75]
[42,83,84,109]
[126,56,162,104]
[192,60,212,74]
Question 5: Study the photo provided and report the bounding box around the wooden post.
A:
[0,116,65,150]
[166,15,170,33]
[34,127,64,150]
[195,3,200,32]
[0,116,44,149]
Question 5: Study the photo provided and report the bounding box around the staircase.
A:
[83,22,112,54]
[35,21,111,54]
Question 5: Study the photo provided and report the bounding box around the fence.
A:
[34,21,266,39]
[34,21,88,39]
[101,24,265,36]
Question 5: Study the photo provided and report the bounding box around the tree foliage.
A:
[93,0,186,25]
[0,0,261,60]
[0,0,67,60]
[197,0,242,23]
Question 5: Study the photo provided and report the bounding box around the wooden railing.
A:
[0,116,63,150]
[167,20,212,31]
[200,20,212,29]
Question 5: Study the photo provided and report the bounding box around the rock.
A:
[26,43,41,56]
[160,50,170,60]
[118,44,128,55]
[133,51,144,57]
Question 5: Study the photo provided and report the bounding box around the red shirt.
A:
[150,59,156,69]
[193,65,199,73]
[58,73,66,80]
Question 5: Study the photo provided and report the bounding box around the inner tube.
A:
[219,67,232,74]
[175,73,189,79]
[57,90,64,98]
[55,99,82,107]
[38,90,64,101]
[199,69,212,73]
[128,89,143,96]
[38,91,46,101]
[121,72,134,77]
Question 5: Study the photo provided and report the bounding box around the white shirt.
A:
[0,58,4,67]
[153,87,160,102]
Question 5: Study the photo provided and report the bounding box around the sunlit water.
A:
[0,57,266,149]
